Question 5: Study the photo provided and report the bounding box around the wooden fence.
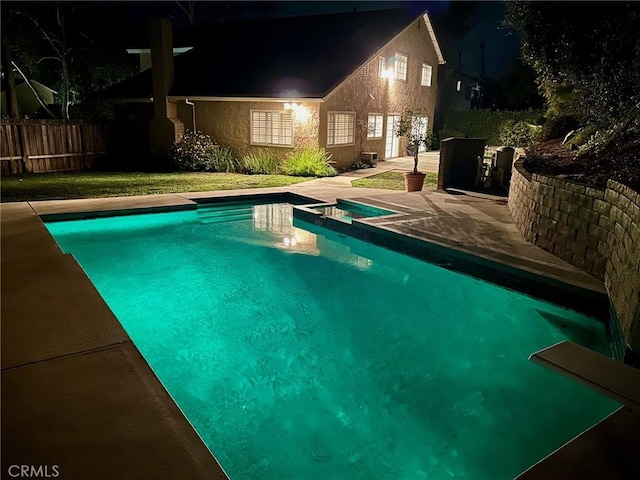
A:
[0,119,108,175]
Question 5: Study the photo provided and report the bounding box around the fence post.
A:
[80,123,87,170]
[17,121,31,173]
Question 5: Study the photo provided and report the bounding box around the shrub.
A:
[570,124,597,147]
[281,147,337,177]
[202,146,243,173]
[351,159,374,170]
[498,120,539,148]
[243,149,280,174]
[539,115,581,141]
[438,128,465,142]
[442,109,544,145]
[168,130,218,171]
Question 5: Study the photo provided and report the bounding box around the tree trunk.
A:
[58,5,70,119]
[2,37,20,118]
[61,54,70,119]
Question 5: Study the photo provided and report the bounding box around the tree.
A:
[503,1,640,143]
[1,34,20,118]
[175,1,197,26]
[1,1,137,120]
[499,57,544,110]
[395,109,433,174]
[1,3,58,118]
[12,2,77,119]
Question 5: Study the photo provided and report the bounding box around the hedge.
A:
[441,109,544,145]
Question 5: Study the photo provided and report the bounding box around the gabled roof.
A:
[102,8,444,101]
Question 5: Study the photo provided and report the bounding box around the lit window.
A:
[327,112,355,146]
[421,64,432,86]
[395,53,407,81]
[251,110,293,146]
[367,114,383,138]
[456,80,462,92]
[378,57,386,78]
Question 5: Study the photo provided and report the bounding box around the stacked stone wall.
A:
[508,160,640,356]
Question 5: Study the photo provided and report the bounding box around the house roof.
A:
[0,78,57,95]
[102,8,444,101]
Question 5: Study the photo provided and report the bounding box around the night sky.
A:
[100,0,520,78]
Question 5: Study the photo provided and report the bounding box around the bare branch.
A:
[11,60,58,118]
[16,11,63,58]
[37,56,62,63]
[175,1,190,16]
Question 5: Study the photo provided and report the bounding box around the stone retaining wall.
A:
[509,160,640,359]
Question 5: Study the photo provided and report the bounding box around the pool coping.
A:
[292,198,609,320]
[0,187,619,479]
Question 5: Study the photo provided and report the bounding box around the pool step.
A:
[197,206,254,224]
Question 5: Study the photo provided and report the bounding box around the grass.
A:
[0,171,313,202]
[351,170,438,191]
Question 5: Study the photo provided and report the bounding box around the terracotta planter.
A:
[404,172,426,192]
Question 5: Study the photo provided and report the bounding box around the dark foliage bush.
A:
[168,130,219,171]
[442,109,543,145]
[539,115,581,141]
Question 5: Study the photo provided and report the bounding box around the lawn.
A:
[0,171,313,202]
[351,170,438,190]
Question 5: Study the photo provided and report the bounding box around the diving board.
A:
[529,340,640,410]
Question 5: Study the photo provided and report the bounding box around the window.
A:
[367,114,383,138]
[327,112,355,146]
[251,110,293,146]
[378,57,386,78]
[456,80,462,92]
[394,53,407,81]
[421,64,432,86]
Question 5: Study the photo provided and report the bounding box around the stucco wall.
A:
[322,15,440,168]
[181,100,320,161]
[509,160,640,358]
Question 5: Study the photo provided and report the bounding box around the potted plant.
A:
[395,109,430,192]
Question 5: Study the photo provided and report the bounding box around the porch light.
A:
[285,102,309,122]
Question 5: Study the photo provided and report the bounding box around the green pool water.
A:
[45,202,619,480]
[312,201,394,223]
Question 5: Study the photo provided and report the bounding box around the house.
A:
[438,68,481,112]
[104,9,445,170]
[126,46,193,73]
[0,78,57,118]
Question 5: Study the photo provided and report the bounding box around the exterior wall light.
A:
[284,102,309,122]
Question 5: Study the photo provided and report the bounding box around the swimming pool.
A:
[45,200,619,480]
[310,199,395,223]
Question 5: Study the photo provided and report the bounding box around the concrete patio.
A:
[1,153,633,479]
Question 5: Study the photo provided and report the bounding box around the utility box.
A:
[492,146,515,187]
[437,138,486,190]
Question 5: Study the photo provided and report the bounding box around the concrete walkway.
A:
[0,155,615,479]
